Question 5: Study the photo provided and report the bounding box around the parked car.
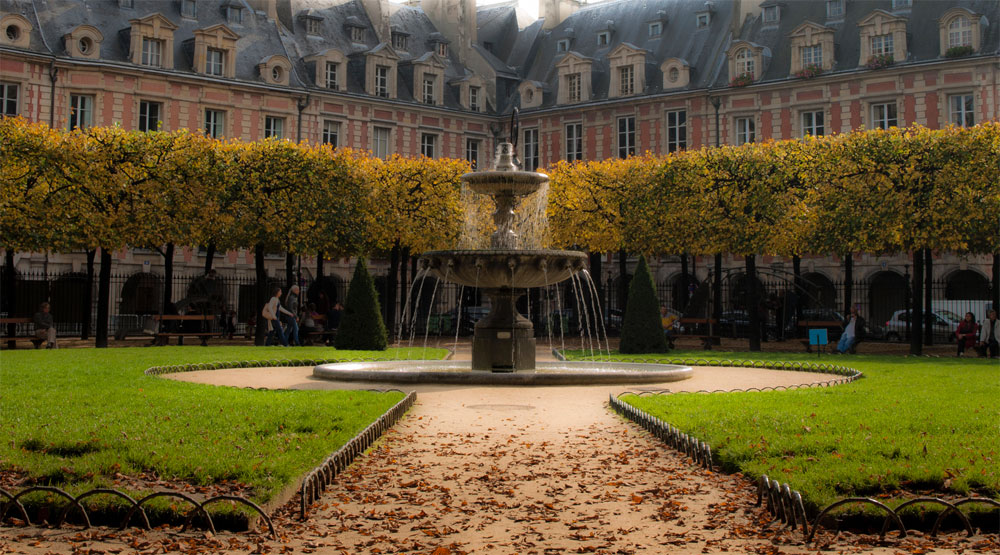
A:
[884,309,962,342]
[715,310,779,340]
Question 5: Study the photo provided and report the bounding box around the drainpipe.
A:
[48,60,58,128]
[296,94,309,141]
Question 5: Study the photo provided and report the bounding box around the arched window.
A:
[736,48,754,77]
[948,16,972,48]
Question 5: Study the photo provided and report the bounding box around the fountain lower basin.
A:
[313,360,693,385]
[422,249,588,289]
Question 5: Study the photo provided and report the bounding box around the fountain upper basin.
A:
[422,249,588,289]
[462,170,549,197]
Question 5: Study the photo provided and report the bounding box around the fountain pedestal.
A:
[472,288,535,371]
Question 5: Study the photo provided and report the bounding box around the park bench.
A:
[302,314,337,346]
[0,317,45,349]
[797,320,848,353]
[151,314,220,346]
[676,318,721,350]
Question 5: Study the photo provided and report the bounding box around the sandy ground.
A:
[1,359,993,554]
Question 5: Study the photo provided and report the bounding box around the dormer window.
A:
[557,39,569,52]
[437,42,447,57]
[206,48,225,76]
[120,0,134,8]
[392,33,407,50]
[79,37,95,55]
[736,47,754,77]
[871,34,893,57]
[802,44,822,67]
[939,8,981,56]
[5,25,18,41]
[826,0,843,19]
[351,26,365,42]
[470,86,480,111]
[325,61,339,89]
[619,65,634,96]
[648,22,662,37]
[422,75,435,104]
[597,31,610,46]
[375,65,389,97]
[763,6,779,24]
[141,38,163,67]
[226,5,242,25]
[696,13,710,28]
[948,16,972,48]
[271,66,283,82]
[567,73,581,102]
[1,14,32,48]
[306,18,320,35]
[181,0,197,19]
[892,0,911,10]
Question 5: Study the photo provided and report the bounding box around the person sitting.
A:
[976,309,999,358]
[955,312,979,357]
[837,305,865,354]
[33,302,57,349]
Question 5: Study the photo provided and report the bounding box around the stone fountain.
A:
[420,140,586,371]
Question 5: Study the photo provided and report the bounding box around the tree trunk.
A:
[617,249,628,312]
[161,243,174,315]
[992,253,999,318]
[3,251,15,340]
[203,243,216,274]
[285,253,295,289]
[924,249,933,346]
[843,252,853,316]
[387,242,400,337]
[792,255,802,333]
[255,244,268,345]
[82,250,95,339]
[712,254,722,323]
[680,253,689,312]
[96,248,112,348]
[316,252,324,279]
[746,254,761,352]
[910,249,924,356]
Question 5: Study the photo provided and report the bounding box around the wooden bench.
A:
[676,318,722,350]
[302,314,337,346]
[1,317,45,349]
[151,314,220,346]
[797,321,844,353]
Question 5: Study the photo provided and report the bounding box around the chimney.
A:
[539,0,583,31]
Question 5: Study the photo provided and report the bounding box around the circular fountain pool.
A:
[313,361,693,386]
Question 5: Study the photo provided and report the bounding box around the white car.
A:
[884,309,962,342]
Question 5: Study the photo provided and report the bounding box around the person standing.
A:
[954,312,979,357]
[977,309,1000,358]
[262,287,293,346]
[837,305,865,354]
[33,302,57,349]
[283,285,302,346]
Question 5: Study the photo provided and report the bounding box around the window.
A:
[949,94,974,127]
[871,34,893,57]
[373,126,390,159]
[666,110,686,153]
[5,24,20,42]
[351,26,365,42]
[948,16,972,48]
[619,65,634,96]
[871,102,898,129]
[802,44,822,67]
[696,13,710,28]
[484,41,494,53]
[1,82,18,117]
[205,108,224,138]
[801,110,824,137]
[306,19,320,35]
[206,48,225,76]
[763,6,779,24]
[375,65,389,97]
[826,0,843,18]
[138,101,161,132]
[69,94,93,130]
[120,0,134,7]
[181,0,197,18]
[437,42,448,57]
[140,38,163,67]
[667,67,680,83]
[891,0,911,9]
[322,120,339,146]
[557,39,569,52]
[392,33,407,50]
[325,62,339,90]
[226,5,242,25]
[735,117,755,145]
[264,116,284,139]
[466,139,480,170]
[79,37,94,55]
[420,133,436,158]
[597,32,609,46]
[649,22,662,37]
[422,75,435,104]
[736,48,754,78]
[271,66,283,82]
[617,116,635,159]
[565,123,582,162]
[469,86,480,111]
[567,73,581,102]
[523,128,539,171]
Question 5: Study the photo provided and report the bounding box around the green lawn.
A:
[569,350,1000,510]
[0,346,444,521]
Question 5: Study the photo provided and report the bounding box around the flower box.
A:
[866,54,894,70]
[730,73,754,88]
[794,64,823,79]
[945,45,973,58]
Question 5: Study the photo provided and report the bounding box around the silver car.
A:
[884,309,962,342]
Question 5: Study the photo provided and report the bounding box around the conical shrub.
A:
[335,258,388,351]
[619,255,668,353]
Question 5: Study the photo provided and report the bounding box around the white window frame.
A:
[617,116,635,159]
[392,33,407,51]
[619,65,634,96]
[181,0,197,18]
[351,26,364,43]
[949,94,974,127]
[802,44,822,67]
[948,17,972,48]
[465,138,480,170]
[469,86,480,111]
[763,5,779,24]
[306,19,320,36]
[666,110,686,153]
[373,126,391,159]
[420,133,436,158]
[141,37,163,67]
[735,116,755,145]
[565,123,583,162]
[322,120,339,146]
[736,48,754,77]
[801,110,824,137]
[567,73,581,102]
[138,100,162,132]
[870,102,898,129]
[1,82,19,117]
[69,94,93,130]
[325,62,339,90]
[375,65,389,98]
[226,6,242,25]
[871,34,894,57]
[597,31,610,46]
[264,116,284,139]
[891,0,911,10]
[422,75,435,104]
[204,108,225,138]
[206,48,225,76]
[523,128,539,171]
[826,0,844,19]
